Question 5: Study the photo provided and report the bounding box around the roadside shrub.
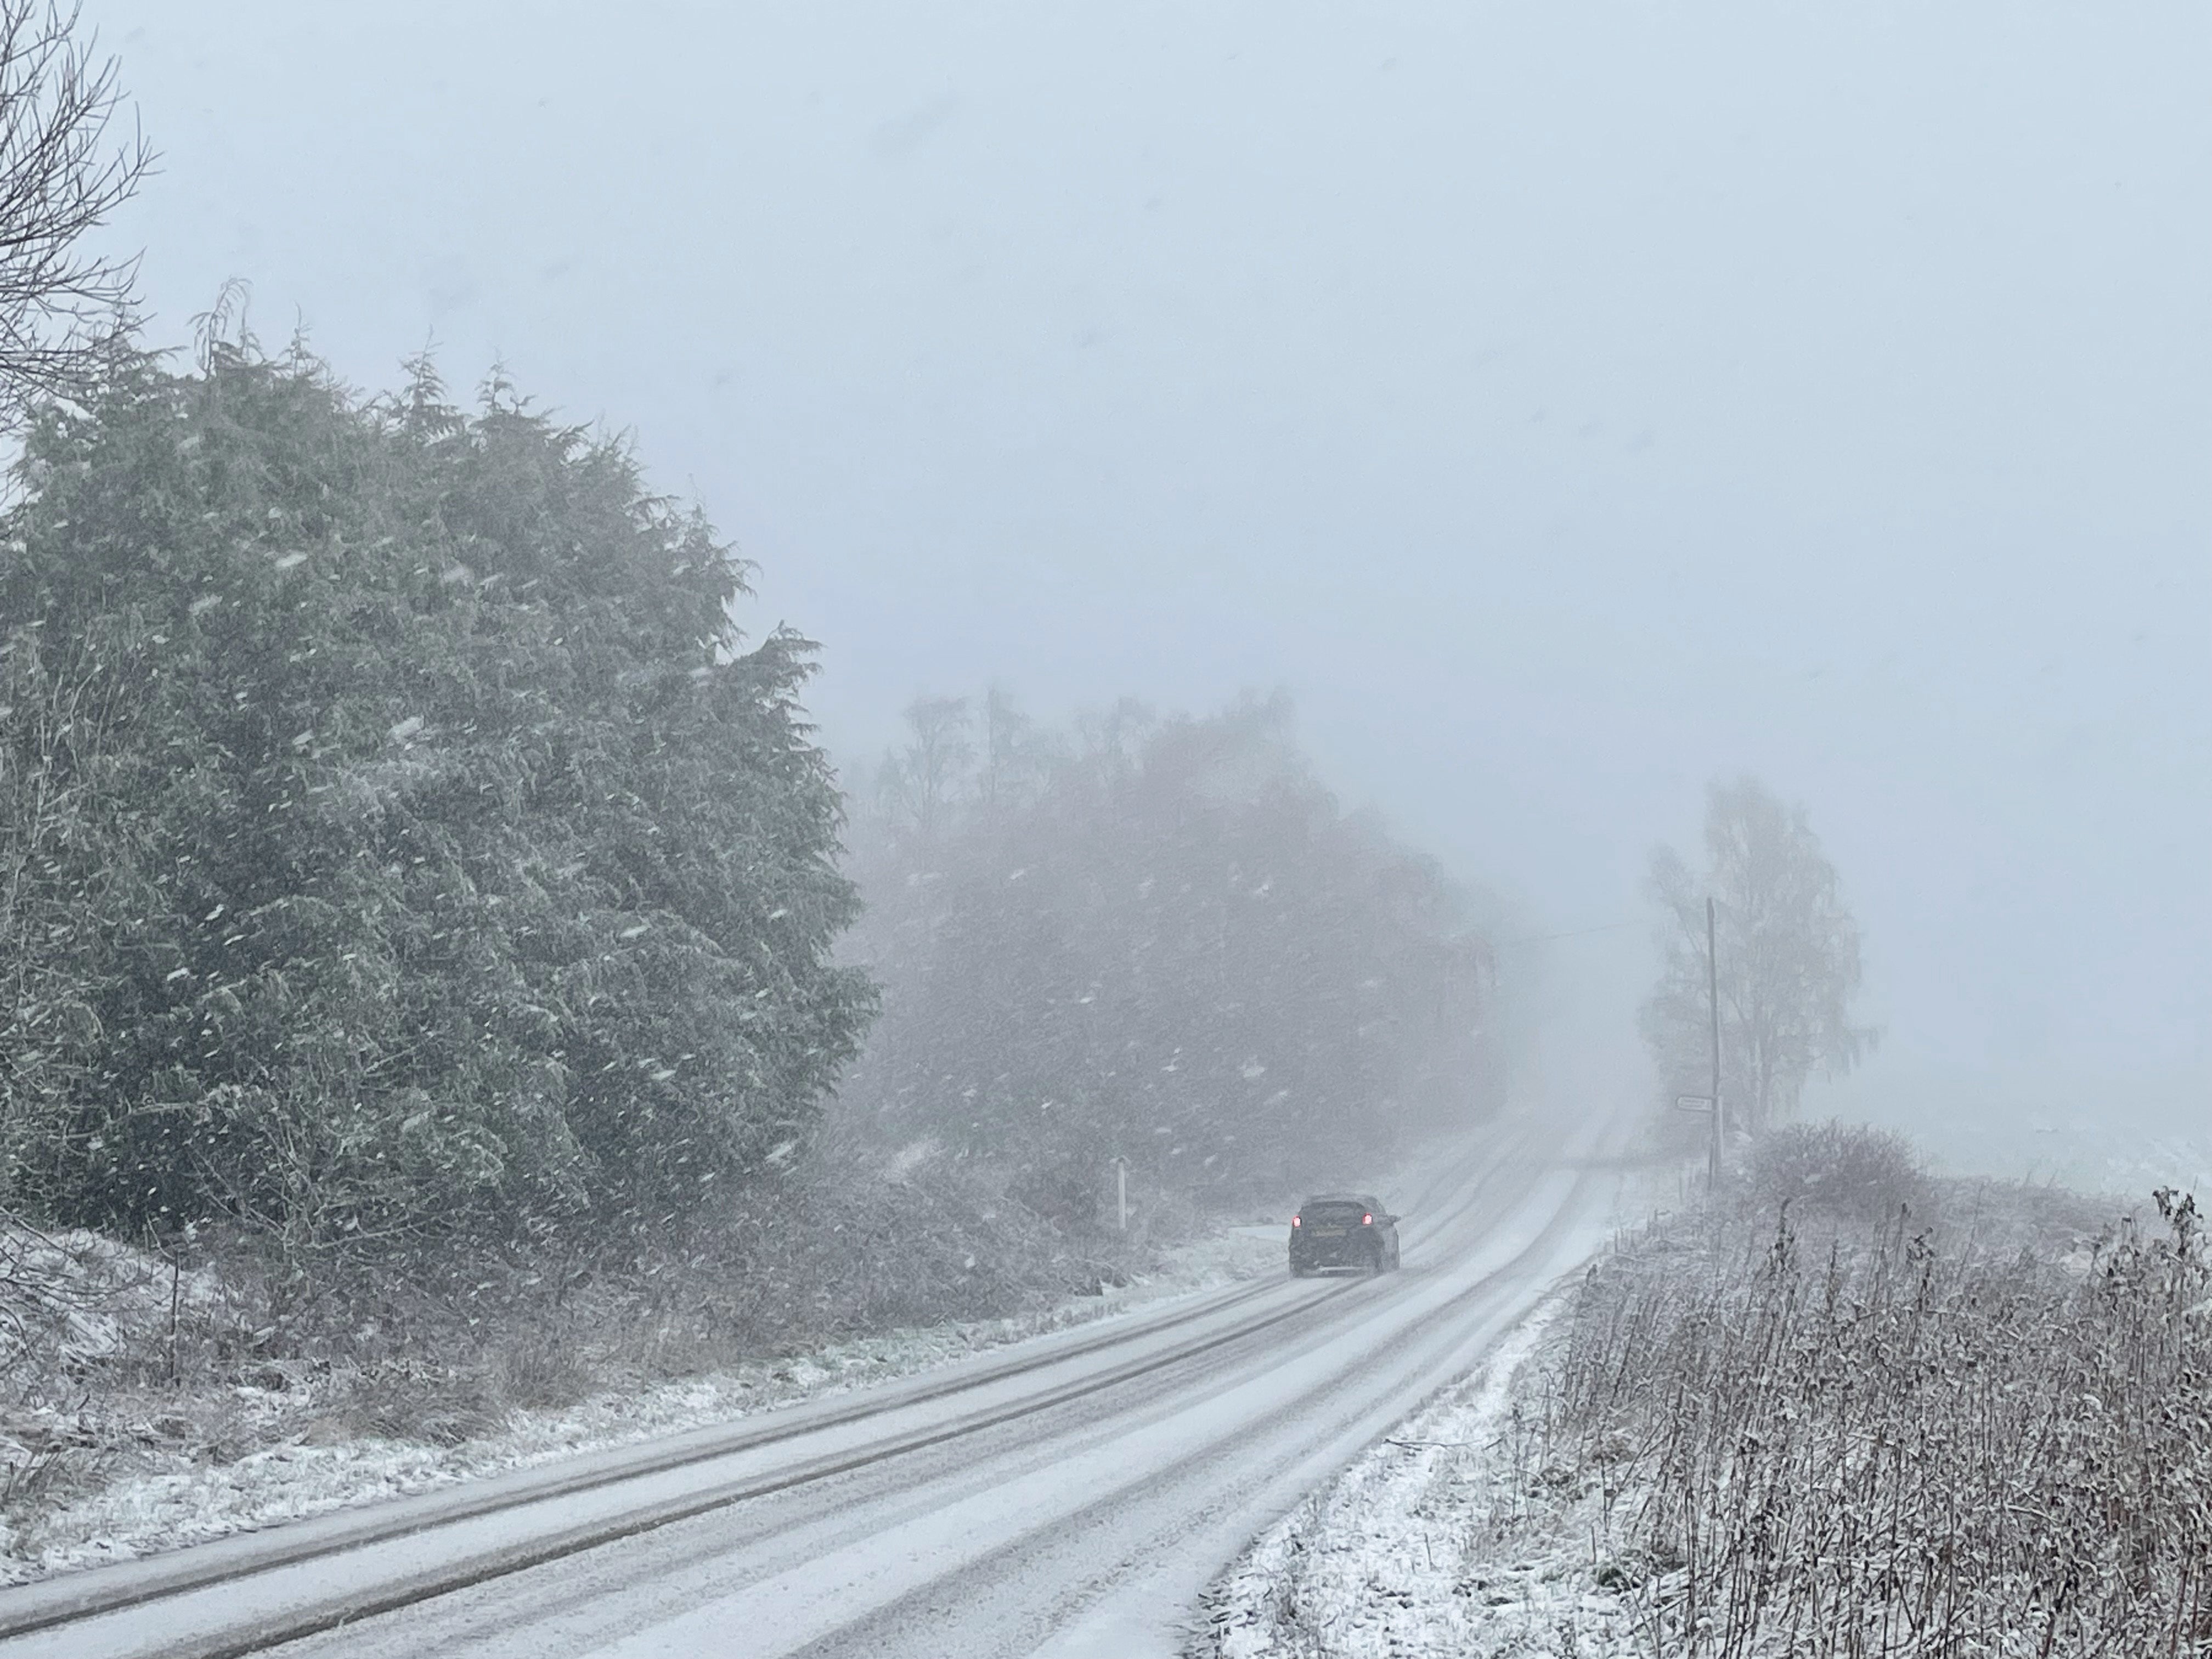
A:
[1739,1119,1931,1227]
[323,1359,502,1448]
[486,1324,592,1413]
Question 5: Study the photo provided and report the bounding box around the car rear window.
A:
[1301,1202,1367,1224]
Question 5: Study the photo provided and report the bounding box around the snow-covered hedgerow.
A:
[1200,1128,2212,1658]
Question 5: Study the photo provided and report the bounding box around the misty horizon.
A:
[80,0,2210,1170]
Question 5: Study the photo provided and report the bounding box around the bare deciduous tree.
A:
[975,684,1044,817]
[0,1,149,430]
[1643,776,1875,1134]
[877,695,974,844]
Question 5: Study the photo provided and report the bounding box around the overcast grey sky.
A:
[88,2,2210,1149]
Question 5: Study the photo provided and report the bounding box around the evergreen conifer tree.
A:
[0,340,872,1260]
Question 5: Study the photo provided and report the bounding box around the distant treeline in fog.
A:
[838,691,1502,1223]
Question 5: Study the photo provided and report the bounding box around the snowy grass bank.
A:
[1198,1125,2212,1658]
[0,1214,1280,1583]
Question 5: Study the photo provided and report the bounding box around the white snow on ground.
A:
[2092,1133,2211,1206]
[1197,1295,1655,1658]
[5,1223,1282,1584]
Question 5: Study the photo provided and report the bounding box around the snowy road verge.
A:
[1195,1126,2210,1659]
[7,1121,1478,1588]
[1192,1285,1646,1659]
[1192,1148,1692,1659]
[0,1120,1595,1658]
[2,1221,1282,1584]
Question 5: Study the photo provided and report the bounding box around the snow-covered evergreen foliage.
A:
[0,339,872,1260]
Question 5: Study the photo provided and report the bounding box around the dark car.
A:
[1288,1193,1400,1276]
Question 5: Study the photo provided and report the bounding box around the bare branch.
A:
[0,1,151,432]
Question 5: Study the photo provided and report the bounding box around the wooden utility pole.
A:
[1707,895,1723,1186]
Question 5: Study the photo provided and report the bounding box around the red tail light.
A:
[1362,1212,1373,1226]
[1291,1215,1301,1227]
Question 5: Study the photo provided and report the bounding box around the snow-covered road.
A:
[1,1108,1630,1659]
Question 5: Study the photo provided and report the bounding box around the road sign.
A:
[1674,1093,1716,1113]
